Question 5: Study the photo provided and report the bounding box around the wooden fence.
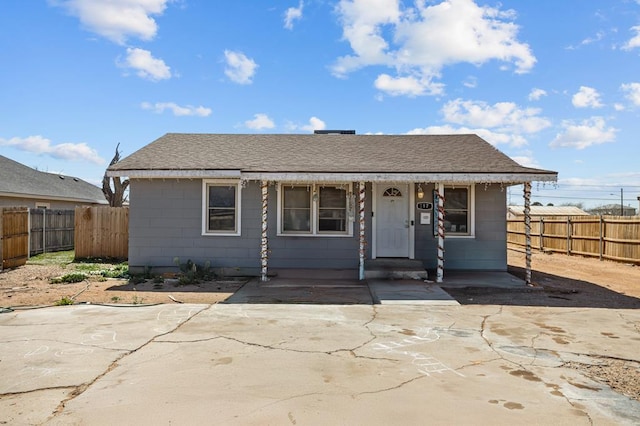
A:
[74,206,128,259]
[1,207,29,270]
[29,209,75,256]
[507,215,640,264]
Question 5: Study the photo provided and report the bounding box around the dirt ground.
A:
[1,250,639,401]
[0,263,245,307]
[0,249,638,308]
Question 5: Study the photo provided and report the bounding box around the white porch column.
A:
[358,181,366,280]
[436,183,445,283]
[523,182,532,286]
[260,180,269,282]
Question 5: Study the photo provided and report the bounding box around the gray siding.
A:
[129,179,507,274]
[128,180,364,272]
[414,184,507,271]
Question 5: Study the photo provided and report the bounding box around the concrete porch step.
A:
[364,259,428,280]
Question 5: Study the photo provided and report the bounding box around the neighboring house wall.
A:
[129,179,508,273]
[0,196,98,210]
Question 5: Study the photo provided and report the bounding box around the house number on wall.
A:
[416,202,433,210]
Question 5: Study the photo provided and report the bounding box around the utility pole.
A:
[620,188,624,216]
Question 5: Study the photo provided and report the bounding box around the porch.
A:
[224,269,526,305]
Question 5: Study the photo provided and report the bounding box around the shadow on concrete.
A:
[443,265,640,309]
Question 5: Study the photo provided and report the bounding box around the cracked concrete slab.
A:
[1,303,639,425]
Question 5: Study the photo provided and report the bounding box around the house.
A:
[588,204,637,217]
[107,132,557,282]
[507,205,589,220]
[0,155,107,209]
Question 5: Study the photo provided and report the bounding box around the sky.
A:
[1,0,640,211]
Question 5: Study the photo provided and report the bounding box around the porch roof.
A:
[107,133,557,183]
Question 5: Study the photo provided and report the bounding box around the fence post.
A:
[28,209,32,259]
[42,208,46,254]
[566,216,571,255]
[599,215,604,261]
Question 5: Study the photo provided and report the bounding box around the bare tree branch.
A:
[102,143,130,207]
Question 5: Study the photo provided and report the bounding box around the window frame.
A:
[443,185,475,238]
[277,183,353,237]
[202,179,242,236]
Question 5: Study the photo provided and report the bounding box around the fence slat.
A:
[1,207,29,270]
[29,209,75,256]
[507,215,640,264]
[74,207,128,259]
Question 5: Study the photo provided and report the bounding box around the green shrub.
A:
[50,273,87,284]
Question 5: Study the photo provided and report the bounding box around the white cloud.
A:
[462,76,477,88]
[332,0,535,97]
[300,117,326,132]
[528,88,547,101]
[572,86,603,108]
[245,113,275,130]
[286,117,327,132]
[441,98,551,135]
[621,82,640,105]
[141,102,211,117]
[0,135,104,164]
[374,74,443,97]
[622,25,640,50]
[509,150,540,168]
[121,47,171,81]
[550,117,617,149]
[224,50,258,84]
[406,124,527,147]
[51,0,171,45]
[284,1,304,30]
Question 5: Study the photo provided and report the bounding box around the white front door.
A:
[375,184,410,257]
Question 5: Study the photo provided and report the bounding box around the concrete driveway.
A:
[1,303,639,425]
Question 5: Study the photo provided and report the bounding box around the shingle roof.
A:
[109,133,557,180]
[0,155,107,204]
[508,206,589,217]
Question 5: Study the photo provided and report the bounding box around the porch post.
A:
[523,182,532,286]
[358,181,366,280]
[260,180,269,282]
[436,183,445,283]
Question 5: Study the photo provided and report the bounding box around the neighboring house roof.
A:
[508,206,590,217]
[108,133,557,183]
[0,155,107,204]
[588,204,637,215]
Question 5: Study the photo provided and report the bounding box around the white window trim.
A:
[276,183,354,237]
[444,184,475,239]
[202,179,242,236]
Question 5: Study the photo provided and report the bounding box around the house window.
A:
[278,184,352,236]
[282,186,311,233]
[202,180,241,236]
[444,186,474,236]
[318,186,347,232]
